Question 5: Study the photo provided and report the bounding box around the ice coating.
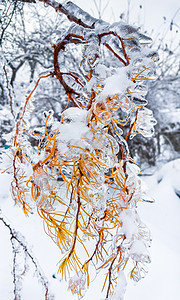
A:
[108,271,127,300]
[130,108,157,138]
[8,3,158,300]
[64,1,97,28]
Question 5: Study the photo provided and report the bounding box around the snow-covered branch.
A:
[2,1,158,299]
[0,212,54,300]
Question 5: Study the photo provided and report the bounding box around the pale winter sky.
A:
[72,0,180,39]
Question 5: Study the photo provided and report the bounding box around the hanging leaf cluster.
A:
[6,3,158,298]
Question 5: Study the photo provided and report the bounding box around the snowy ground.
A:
[126,159,180,300]
[0,159,180,300]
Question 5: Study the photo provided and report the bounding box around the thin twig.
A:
[14,72,52,146]
[53,34,85,108]
[0,213,53,300]
[105,43,127,65]
[125,109,139,141]
[99,31,130,66]
[3,65,15,118]
[68,183,81,260]
[0,0,18,46]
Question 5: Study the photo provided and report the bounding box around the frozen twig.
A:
[3,65,15,118]
[39,0,96,28]
[0,212,54,300]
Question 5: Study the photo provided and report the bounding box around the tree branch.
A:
[39,0,96,29]
[0,212,54,300]
[0,0,18,46]
[53,33,86,108]
[3,65,15,118]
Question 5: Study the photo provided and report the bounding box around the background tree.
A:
[0,2,179,298]
[119,5,180,166]
[1,0,179,164]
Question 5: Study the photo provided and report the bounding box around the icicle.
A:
[109,122,129,160]
[134,84,148,96]
[130,108,157,138]
[110,22,152,42]
[64,1,97,28]
[130,95,148,107]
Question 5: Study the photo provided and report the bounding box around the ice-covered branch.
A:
[4,1,157,299]
[39,0,97,28]
[0,212,54,300]
[2,64,15,119]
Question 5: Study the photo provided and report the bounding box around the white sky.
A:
[72,0,180,36]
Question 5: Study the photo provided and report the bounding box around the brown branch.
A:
[68,197,80,259]
[106,243,124,299]
[68,176,81,259]
[105,43,127,66]
[85,211,93,230]
[86,91,95,111]
[21,73,53,122]
[39,0,95,29]
[99,31,130,66]
[82,231,102,268]
[14,73,52,146]
[64,184,74,218]
[53,34,86,108]
[106,255,117,299]
[61,72,84,87]
[125,109,139,141]
[12,148,32,214]
[121,38,130,66]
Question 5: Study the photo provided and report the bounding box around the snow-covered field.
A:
[0,159,180,300]
[126,159,180,300]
